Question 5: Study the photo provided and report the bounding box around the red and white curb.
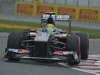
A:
[72,55,100,75]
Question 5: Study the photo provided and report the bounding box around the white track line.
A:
[59,55,100,75]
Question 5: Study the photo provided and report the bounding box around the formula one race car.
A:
[4,12,89,65]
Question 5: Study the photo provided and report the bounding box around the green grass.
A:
[72,27,100,38]
[0,19,40,26]
[0,28,23,32]
[0,19,100,38]
[57,25,100,38]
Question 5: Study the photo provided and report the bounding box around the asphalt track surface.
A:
[0,32,99,75]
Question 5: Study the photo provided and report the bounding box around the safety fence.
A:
[24,0,100,8]
[16,0,100,22]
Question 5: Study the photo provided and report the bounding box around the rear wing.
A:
[41,14,70,21]
[56,15,70,21]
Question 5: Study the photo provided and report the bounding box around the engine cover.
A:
[34,32,50,42]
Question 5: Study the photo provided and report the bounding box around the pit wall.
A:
[16,1,100,22]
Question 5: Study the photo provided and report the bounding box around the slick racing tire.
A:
[7,32,25,49]
[66,35,81,65]
[75,33,89,60]
[7,32,25,61]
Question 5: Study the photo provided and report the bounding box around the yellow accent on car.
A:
[47,24,54,28]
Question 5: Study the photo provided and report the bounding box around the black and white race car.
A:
[4,12,89,65]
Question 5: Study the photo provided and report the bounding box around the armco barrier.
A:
[16,1,100,22]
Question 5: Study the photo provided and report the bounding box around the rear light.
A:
[18,49,30,53]
[53,50,63,55]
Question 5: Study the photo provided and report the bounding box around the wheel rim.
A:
[74,37,81,62]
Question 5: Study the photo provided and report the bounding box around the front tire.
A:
[75,33,89,60]
[6,32,25,61]
[66,35,81,65]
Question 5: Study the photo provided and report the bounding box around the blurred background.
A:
[0,0,100,15]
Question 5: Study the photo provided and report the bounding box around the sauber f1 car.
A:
[4,12,89,65]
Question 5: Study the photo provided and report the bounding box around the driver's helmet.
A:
[47,14,55,25]
[47,24,56,33]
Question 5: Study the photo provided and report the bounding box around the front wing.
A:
[5,48,74,62]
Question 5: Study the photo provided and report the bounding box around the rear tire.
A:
[75,33,89,60]
[66,35,80,65]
